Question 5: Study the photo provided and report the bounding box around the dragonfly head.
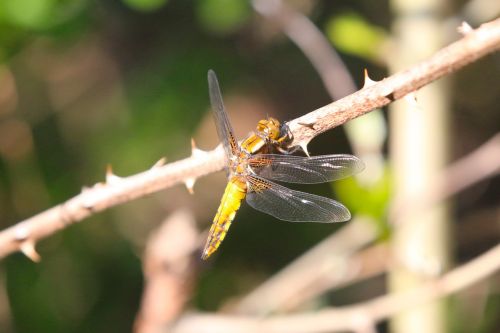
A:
[256,117,281,141]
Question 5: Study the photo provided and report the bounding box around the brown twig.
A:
[252,0,357,99]
[134,210,199,333]
[235,242,389,315]
[286,18,500,149]
[0,148,225,260]
[170,242,500,333]
[0,18,498,261]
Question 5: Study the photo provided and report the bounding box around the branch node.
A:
[80,184,104,210]
[14,226,30,241]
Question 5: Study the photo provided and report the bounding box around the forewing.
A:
[249,154,364,184]
[208,70,239,158]
[246,176,351,223]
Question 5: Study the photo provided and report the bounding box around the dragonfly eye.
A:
[279,122,293,142]
[267,117,279,125]
[256,119,268,132]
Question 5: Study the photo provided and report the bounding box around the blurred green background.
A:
[0,0,498,332]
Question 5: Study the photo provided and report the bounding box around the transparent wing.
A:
[249,154,364,184]
[208,70,239,158]
[246,175,351,223]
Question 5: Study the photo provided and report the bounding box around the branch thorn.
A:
[20,241,41,262]
[106,164,123,185]
[298,121,316,130]
[151,157,167,169]
[363,69,378,88]
[191,138,208,157]
[184,178,196,194]
[298,141,311,157]
[458,21,473,35]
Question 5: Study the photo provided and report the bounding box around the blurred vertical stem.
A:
[388,0,451,333]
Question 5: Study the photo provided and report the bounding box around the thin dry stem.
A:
[134,210,199,333]
[252,0,357,99]
[234,217,379,314]
[0,18,498,260]
[170,243,500,333]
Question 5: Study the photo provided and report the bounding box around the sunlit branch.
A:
[0,18,498,261]
[0,148,225,260]
[286,18,500,148]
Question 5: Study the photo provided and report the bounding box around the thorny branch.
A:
[0,18,499,261]
[286,18,500,149]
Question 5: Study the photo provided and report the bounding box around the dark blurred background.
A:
[0,0,498,332]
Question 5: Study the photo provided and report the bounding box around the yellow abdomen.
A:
[202,177,247,259]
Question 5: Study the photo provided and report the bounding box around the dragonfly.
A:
[202,70,364,259]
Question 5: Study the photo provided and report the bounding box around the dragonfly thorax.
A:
[229,150,252,176]
[240,117,292,155]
